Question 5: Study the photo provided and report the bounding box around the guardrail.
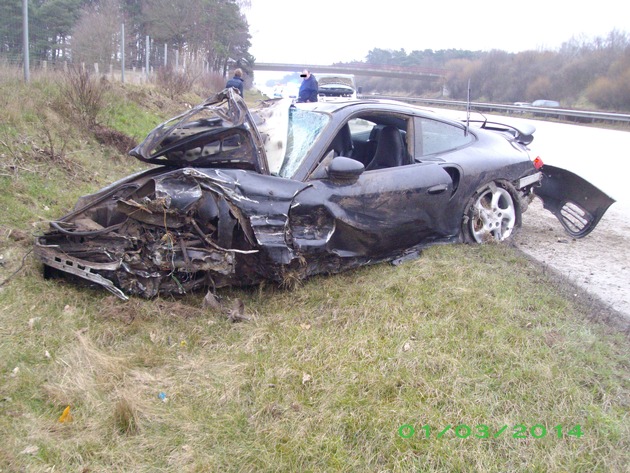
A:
[357,95,630,125]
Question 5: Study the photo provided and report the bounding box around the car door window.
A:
[346,115,411,170]
[348,118,375,136]
[346,118,376,164]
[308,114,414,180]
[414,117,473,157]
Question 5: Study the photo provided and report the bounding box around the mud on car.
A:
[35,89,614,300]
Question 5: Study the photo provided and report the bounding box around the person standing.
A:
[225,68,245,96]
[297,69,318,102]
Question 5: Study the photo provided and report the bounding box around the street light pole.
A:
[22,0,30,82]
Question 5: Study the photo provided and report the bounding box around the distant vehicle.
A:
[316,73,357,101]
[272,83,299,99]
[532,100,560,108]
[513,102,531,107]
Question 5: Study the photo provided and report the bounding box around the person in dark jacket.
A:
[225,68,245,96]
[297,69,318,102]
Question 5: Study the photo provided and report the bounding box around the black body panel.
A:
[535,165,615,238]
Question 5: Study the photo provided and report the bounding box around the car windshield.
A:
[273,107,330,178]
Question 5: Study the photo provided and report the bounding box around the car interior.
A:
[324,114,411,171]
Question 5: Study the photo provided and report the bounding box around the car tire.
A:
[462,180,522,243]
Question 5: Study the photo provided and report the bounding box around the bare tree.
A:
[71,0,122,66]
[142,0,201,49]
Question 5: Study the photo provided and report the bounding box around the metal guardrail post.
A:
[22,0,29,83]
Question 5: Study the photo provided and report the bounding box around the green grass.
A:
[0,69,628,472]
[0,73,182,232]
[100,85,190,140]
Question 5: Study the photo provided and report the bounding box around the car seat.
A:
[366,125,405,170]
[327,123,354,158]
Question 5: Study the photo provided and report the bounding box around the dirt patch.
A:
[515,198,630,331]
[92,125,137,155]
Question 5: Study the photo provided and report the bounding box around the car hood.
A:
[318,75,355,88]
[129,88,290,174]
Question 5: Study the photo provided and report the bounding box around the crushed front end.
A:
[35,168,264,299]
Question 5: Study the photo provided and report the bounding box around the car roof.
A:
[298,98,456,124]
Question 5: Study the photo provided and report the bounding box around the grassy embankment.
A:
[0,69,628,472]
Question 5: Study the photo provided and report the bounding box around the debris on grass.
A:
[202,290,222,312]
[20,445,39,456]
[226,298,250,323]
[58,405,72,423]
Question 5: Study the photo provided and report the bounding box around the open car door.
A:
[535,165,615,238]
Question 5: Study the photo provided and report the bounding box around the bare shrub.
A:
[0,125,81,178]
[155,67,196,99]
[32,117,86,177]
[0,133,35,177]
[586,69,630,110]
[525,76,554,101]
[63,66,108,127]
[193,71,226,98]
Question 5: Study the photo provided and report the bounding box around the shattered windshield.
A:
[274,107,330,178]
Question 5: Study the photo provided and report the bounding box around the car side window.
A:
[346,118,376,165]
[347,116,411,171]
[414,117,473,157]
[310,114,414,180]
[348,118,375,136]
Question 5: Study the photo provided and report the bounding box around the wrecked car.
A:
[34,89,615,300]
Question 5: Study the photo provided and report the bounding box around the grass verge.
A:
[0,244,628,472]
[0,68,628,472]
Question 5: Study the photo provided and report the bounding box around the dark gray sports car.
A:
[35,89,614,299]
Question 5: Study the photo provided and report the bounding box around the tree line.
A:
[0,0,253,77]
[356,30,630,111]
[2,4,628,111]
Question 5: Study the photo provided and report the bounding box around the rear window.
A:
[414,117,474,157]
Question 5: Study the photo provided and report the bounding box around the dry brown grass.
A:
[1,245,628,472]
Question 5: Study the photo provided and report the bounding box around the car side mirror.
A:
[327,157,365,183]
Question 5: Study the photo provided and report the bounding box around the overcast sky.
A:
[245,0,629,65]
